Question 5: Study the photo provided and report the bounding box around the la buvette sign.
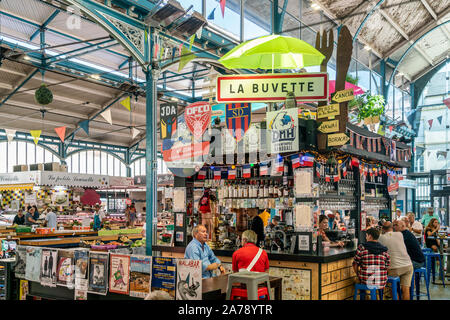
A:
[216,73,328,103]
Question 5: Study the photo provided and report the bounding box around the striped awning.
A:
[0,183,35,191]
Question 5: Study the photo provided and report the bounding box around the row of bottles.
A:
[365,172,384,183]
[316,162,355,180]
[218,179,295,199]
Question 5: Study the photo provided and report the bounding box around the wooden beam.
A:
[420,0,437,20]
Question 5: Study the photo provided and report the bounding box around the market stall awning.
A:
[0,183,35,191]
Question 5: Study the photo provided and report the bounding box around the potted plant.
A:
[35,83,53,105]
[349,92,385,131]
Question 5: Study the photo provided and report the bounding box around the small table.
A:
[202,274,282,300]
[428,236,450,280]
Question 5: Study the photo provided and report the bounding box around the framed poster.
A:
[175,231,184,242]
[40,249,58,287]
[130,255,152,298]
[176,259,202,300]
[266,108,299,153]
[295,169,313,197]
[56,250,75,288]
[74,249,89,291]
[296,233,312,253]
[14,245,27,279]
[25,247,41,282]
[173,188,186,212]
[52,192,69,207]
[109,254,131,295]
[176,213,184,227]
[88,252,109,295]
[151,257,176,299]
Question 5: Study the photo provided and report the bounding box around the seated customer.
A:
[407,212,423,239]
[318,215,344,247]
[185,225,225,278]
[352,228,390,289]
[232,230,269,273]
[13,208,25,225]
[393,220,425,270]
[378,222,413,300]
[424,218,440,252]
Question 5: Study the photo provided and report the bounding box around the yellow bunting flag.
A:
[178,46,196,72]
[189,34,195,51]
[120,96,131,111]
[30,130,42,145]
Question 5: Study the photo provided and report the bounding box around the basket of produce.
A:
[80,239,104,248]
[90,244,118,251]
[15,226,32,233]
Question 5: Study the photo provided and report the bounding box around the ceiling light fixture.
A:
[90,74,100,80]
[311,2,321,10]
[364,45,371,51]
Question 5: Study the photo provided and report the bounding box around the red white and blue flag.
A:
[228,167,236,179]
[243,165,251,178]
[226,103,252,142]
[197,169,206,180]
[291,154,301,169]
[214,168,221,180]
[342,164,347,178]
[260,162,269,176]
[272,157,284,174]
[301,153,314,167]
[316,163,322,177]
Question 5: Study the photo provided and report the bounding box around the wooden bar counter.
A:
[153,246,357,300]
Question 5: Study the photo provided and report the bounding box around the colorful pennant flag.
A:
[79,120,89,135]
[301,153,314,167]
[316,163,321,177]
[207,7,216,20]
[325,175,331,182]
[220,0,226,17]
[132,128,140,139]
[5,129,16,142]
[196,25,203,39]
[260,162,269,176]
[342,164,347,178]
[334,175,340,182]
[291,154,301,169]
[437,116,443,125]
[120,96,131,111]
[243,165,251,178]
[100,109,113,125]
[197,169,206,180]
[428,119,433,129]
[443,97,450,108]
[273,157,284,174]
[30,130,41,145]
[214,168,221,180]
[54,126,66,142]
[189,34,195,51]
[178,46,196,72]
[228,167,236,179]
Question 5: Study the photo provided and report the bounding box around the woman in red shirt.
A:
[232,230,269,273]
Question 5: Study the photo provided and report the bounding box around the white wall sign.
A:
[40,172,109,188]
[216,73,328,103]
[266,108,299,153]
[0,172,40,185]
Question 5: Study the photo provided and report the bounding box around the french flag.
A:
[228,167,236,179]
[342,164,347,178]
[273,157,284,174]
[325,175,331,182]
[197,169,206,180]
[243,165,251,178]
[301,153,314,167]
[260,162,269,176]
[291,154,301,169]
[316,163,321,177]
[334,175,340,182]
[214,168,221,180]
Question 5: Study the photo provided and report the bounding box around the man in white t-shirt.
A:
[378,222,413,300]
[394,209,402,221]
[407,212,423,238]
[44,208,57,229]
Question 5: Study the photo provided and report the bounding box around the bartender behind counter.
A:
[318,215,344,248]
[246,209,265,247]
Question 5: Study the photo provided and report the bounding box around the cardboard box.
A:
[29,163,44,171]
[59,164,68,172]
[13,165,28,172]
[44,162,60,171]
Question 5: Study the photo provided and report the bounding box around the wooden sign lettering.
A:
[332,88,354,103]
[317,104,340,119]
[318,120,339,133]
[327,132,350,146]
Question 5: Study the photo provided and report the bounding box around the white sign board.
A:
[266,108,299,153]
[0,172,40,185]
[109,176,134,187]
[216,73,329,103]
[40,172,109,188]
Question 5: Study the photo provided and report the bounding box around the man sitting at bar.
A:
[185,225,225,279]
[393,220,425,270]
[232,230,269,273]
[352,228,390,290]
[246,209,265,247]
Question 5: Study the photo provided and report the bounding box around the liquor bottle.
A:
[269,181,274,198]
[264,180,269,198]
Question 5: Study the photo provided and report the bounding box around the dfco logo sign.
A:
[184,101,211,138]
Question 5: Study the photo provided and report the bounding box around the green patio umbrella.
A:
[219,34,325,70]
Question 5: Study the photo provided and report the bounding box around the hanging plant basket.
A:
[35,83,53,105]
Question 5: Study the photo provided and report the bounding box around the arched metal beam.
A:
[65,147,127,165]
[352,0,386,43]
[387,21,450,100]
[0,140,61,161]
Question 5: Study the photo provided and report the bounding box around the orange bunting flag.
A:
[54,126,66,142]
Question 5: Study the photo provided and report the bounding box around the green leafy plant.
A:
[348,92,385,122]
[345,74,358,85]
[35,83,53,105]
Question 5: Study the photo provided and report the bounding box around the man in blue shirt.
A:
[184,225,225,278]
[421,207,440,227]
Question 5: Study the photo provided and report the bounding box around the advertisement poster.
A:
[25,247,42,283]
[56,250,75,288]
[88,252,109,295]
[19,280,29,300]
[176,259,202,300]
[24,192,37,205]
[160,102,177,140]
[40,249,58,287]
[151,257,176,299]
[109,254,131,295]
[129,255,152,298]
[74,249,89,291]
[266,108,299,153]
[52,192,69,207]
[176,213,184,227]
[14,245,27,279]
[74,290,87,300]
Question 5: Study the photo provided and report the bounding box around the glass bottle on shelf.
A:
[263,180,269,198]
[269,180,274,198]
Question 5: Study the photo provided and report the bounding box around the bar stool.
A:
[226,271,272,300]
[422,248,432,253]
[387,276,402,300]
[410,267,430,300]
[353,284,384,300]
[424,252,445,287]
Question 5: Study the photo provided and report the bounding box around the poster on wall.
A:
[52,192,69,207]
[14,245,27,279]
[10,200,20,211]
[109,254,131,295]
[19,280,29,300]
[295,169,313,197]
[173,188,186,212]
[40,249,58,287]
[151,257,176,299]
[74,249,89,291]
[266,108,299,153]
[129,255,152,298]
[88,252,109,295]
[176,259,202,300]
[25,247,41,282]
[56,250,75,288]
[24,192,37,205]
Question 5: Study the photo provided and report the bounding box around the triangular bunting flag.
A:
[428,119,433,129]
[132,127,140,139]
[443,97,450,108]
[437,116,442,125]
[178,46,196,72]
[5,129,16,142]
[220,0,226,18]
[207,7,216,20]
[54,126,66,142]
[189,34,195,51]
[30,130,41,145]
[100,109,113,125]
[79,120,90,136]
[120,97,131,111]
[196,25,203,39]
